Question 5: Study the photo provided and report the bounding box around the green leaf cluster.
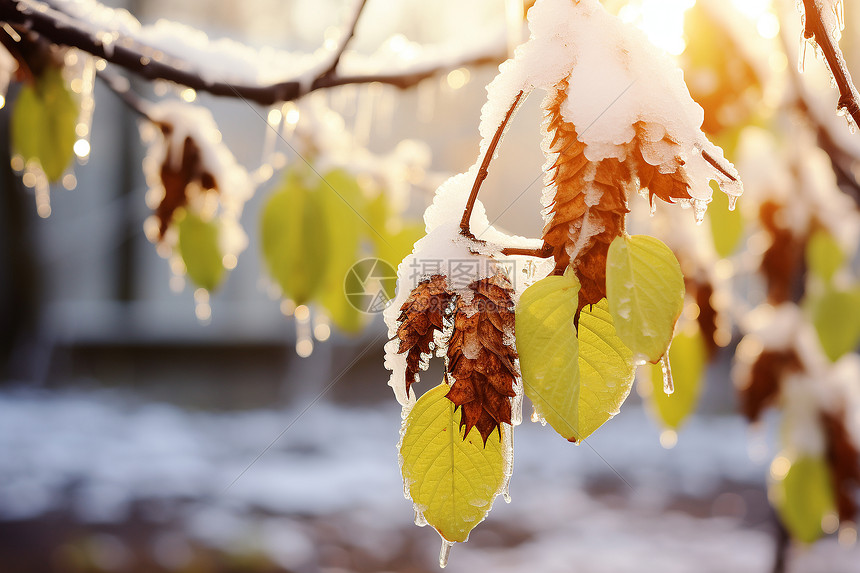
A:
[260,168,422,332]
[12,66,79,181]
[516,271,634,442]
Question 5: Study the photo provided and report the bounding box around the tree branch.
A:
[801,0,860,128]
[460,90,525,239]
[0,0,505,107]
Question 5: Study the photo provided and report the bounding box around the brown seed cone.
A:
[155,131,219,239]
[541,79,694,315]
[738,349,801,421]
[821,410,860,522]
[445,273,519,444]
[393,275,455,396]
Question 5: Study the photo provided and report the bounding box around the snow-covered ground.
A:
[0,386,858,571]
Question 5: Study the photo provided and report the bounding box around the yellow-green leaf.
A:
[367,192,424,269]
[400,383,506,543]
[648,326,706,429]
[516,272,582,441]
[606,235,685,364]
[317,170,367,333]
[576,299,635,441]
[12,66,79,181]
[806,229,844,284]
[708,184,744,258]
[176,209,225,291]
[811,287,860,362]
[770,456,836,544]
[260,171,328,305]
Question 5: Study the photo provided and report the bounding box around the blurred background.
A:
[1,0,860,571]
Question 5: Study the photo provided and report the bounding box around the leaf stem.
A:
[459,90,525,239]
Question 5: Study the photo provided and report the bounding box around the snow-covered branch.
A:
[0,0,506,107]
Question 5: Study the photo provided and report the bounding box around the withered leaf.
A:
[821,410,860,522]
[445,273,519,444]
[393,275,454,395]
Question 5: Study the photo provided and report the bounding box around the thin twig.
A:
[459,90,525,238]
[500,244,553,258]
[801,0,860,128]
[317,0,367,79]
[0,0,505,107]
[96,69,152,120]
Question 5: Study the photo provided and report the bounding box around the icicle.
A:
[692,199,707,225]
[649,196,657,217]
[353,83,381,146]
[727,194,738,211]
[414,509,428,527]
[416,78,436,124]
[70,51,96,168]
[194,288,212,324]
[660,352,674,395]
[798,33,808,73]
[837,0,845,32]
[438,540,454,569]
[295,304,313,357]
[530,407,547,426]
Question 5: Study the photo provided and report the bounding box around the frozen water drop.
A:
[649,197,657,217]
[439,539,454,569]
[660,353,674,395]
[414,509,427,527]
[503,483,512,503]
[727,194,738,211]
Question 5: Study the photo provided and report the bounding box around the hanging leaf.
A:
[400,383,507,543]
[12,66,79,181]
[260,171,328,305]
[446,274,519,444]
[707,182,744,258]
[576,299,635,441]
[648,326,707,429]
[806,229,844,284]
[811,287,860,362]
[517,272,582,441]
[606,234,685,364]
[176,209,225,291]
[393,275,455,396]
[770,456,836,544]
[317,170,367,333]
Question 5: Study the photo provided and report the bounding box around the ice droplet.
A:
[439,539,454,568]
[660,353,674,395]
[414,509,428,527]
[649,196,657,217]
[727,194,738,211]
[503,482,512,503]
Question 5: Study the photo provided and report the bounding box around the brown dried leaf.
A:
[821,410,860,522]
[155,130,220,239]
[542,79,695,317]
[445,273,519,444]
[393,275,454,395]
[758,201,807,305]
[738,349,801,421]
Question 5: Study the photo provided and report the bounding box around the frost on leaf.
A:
[393,275,455,396]
[446,274,519,444]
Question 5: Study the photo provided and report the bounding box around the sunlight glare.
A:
[619,0,695,56]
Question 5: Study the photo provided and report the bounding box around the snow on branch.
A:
[0,0,507,106]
